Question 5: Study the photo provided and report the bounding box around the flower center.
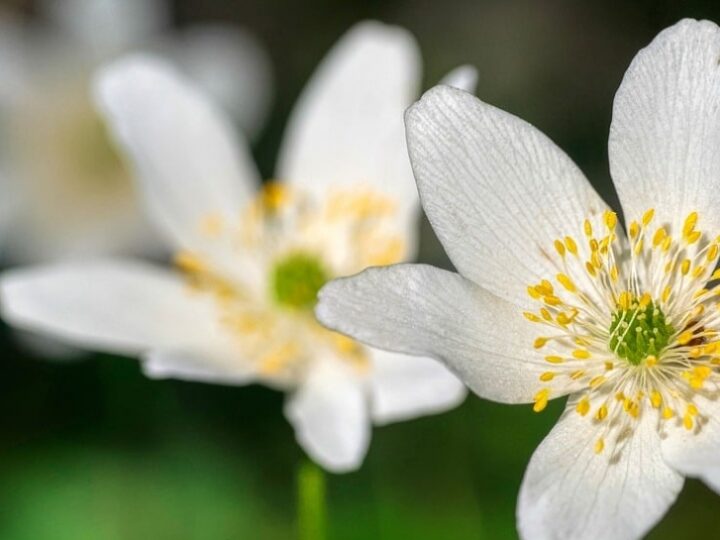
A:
[608,294,675,366]
[271,252,329,309]
[522,208,720,455]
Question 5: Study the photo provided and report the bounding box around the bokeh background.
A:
[1,0,720,538]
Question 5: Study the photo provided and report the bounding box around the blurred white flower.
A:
[0,0,271,262]
[0,21,476,472]
[317,18,720,537]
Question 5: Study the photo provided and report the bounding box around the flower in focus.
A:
[317,18,720,536]
[0,0,271,261]
[0,21,476,472]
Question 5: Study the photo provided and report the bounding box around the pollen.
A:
[523,208,720,457]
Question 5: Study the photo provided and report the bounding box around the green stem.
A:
[297,459,327,540]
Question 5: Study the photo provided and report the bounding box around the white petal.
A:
[285,359,370,473]
[40,0,169,59]
[368,348,467,425]
[609,19,720,237]
[700,468,720,494]
[93,54,260,251]
[0,259,221,356]
[518,403,683,540]
[440,65,478,94]
[405,86,608,305]
[317,264,548,404]
[660,394,720,479]
[142,349,254,385]
[162,24,272,139]
[276,21,421,206]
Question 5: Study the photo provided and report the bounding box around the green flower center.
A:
[271,253,329,309]
[608,294,675,365]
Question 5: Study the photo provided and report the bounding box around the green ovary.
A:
[609,298,675,365]
[271,253,329,309]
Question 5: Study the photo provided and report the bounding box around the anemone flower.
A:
[1,21,476,472]
[318,18,720,537]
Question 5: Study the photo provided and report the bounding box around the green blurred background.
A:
[2,0,720,538]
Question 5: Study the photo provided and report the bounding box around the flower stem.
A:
[297,459,327,540]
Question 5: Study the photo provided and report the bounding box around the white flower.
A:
[0,0,271,261]
[317,18,720,537]
[0,21,476,472]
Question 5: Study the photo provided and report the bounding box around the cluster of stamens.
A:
[524,208,720,456]
[173,182,405,380]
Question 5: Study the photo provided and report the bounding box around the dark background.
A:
[2,1,720,538]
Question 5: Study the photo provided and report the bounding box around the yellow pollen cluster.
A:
[524,208,720,456]
[172,182,406,380]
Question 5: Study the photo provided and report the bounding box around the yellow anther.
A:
[570,370,586,380]
[527,286,541,299]
[174,251,207,274]
[523,312,542,323]
[694,366,712,378]
[712,269,720,280]
[683,211,698,237]
[680,259,691,276]
[662,407,675,420]
[539,280,554,295]
[629,221,640,239]
[692,265,706,279]
[633,237,645,255]
[639,292,651,308]
[576,397,590,416]
[584,220,593,237]
[693,288,709,300]
[594,438,605,454]
[589,238,599,252]
[539,372,555,382]
[589,375,606,388]
[661,236,672,252]
[687,404,699,416]
[545,355,564,364]
[678,331,694,345]
[261,182,289,211]
[544,296,562,307]
[683,414,694,430]
[557,273,576,293]
[554,239,566,257]
[604,211,617,230]
[615,391,626,401]
[618,291,633,310]
[604,361,614,371]
[596,405,608,421]
[650,391,662,408]
[708,244,719,261]
[564,236,578,256]
[533,337,549,349]
[585,262,597,277]
[652,227,667,247]
[642,208,655,226]
[572,349,591,360]
[661,286,671,303]
[533,389,550,413]
[609,265,619,282]
[627,401,640,418]
[540,308,553,321]
[645,355,657,367]
[686,230,702,245]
